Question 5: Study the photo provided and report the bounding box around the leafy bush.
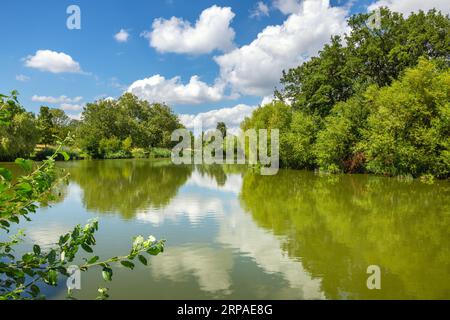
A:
[361,59,450,178]
[149,147,171,159]
[131,148,148,159]
[104,150,132,159]
[280,111,320,169]
[315,96,369,173]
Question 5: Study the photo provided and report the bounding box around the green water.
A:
[3,159,450,299]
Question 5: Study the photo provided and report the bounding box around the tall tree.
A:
[37,106,55,145]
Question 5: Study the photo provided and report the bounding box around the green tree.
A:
[0,92,39,161]
[37,106,55,145]
[281,111,321,169]
[77,94,182,158]
[279,36,354,117]
[361,59,450,178]
[314,95,369,173]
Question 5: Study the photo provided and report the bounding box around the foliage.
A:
[314,96,369,173]
[37,107,78,146]
[148,147,172,159]
[77,94,183,159]
[241,100,292,133]
[281,111,321,169]
[360,58,450,178]
[279,36,354,117]
[0,92,39,161]
[131,148,148,159]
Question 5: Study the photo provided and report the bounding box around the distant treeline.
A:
[0,93,182,161]
[242,8,450,179]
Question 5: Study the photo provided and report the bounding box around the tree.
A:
[279,36,354,117]
[360,59,450,178]
[37,106,56,145]
[77,94,183,158]
[314,95,369,173]
[37,107,74,146]
[0,92,39,161]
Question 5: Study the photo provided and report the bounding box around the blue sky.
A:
[0,0,447,131]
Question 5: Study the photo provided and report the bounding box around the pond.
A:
[3,159,450,299]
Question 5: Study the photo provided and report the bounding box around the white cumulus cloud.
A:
[114,29,130,42]
[273,0,302,15]
[145,5,236,54]
[127,74,224,105]
[368,0,450,16]
[31,95,83,104]
[214,0,350,96]
[24,50,82,74]
[179,104,257,134]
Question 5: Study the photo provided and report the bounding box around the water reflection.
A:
[240,170,450,299]
[65,159,192,217]
[7,159,449,299]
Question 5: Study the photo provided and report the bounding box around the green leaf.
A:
[120,261,135,270]
[102,267,113,282]
[14,158,33,172]
[138,255,148,266]
[59,151,70,161]
[81,244,93,253]
[59,234,70,245]
[30,285,40,296]
[22,253,34,264]
[88,256,99,264]
[0,168,12,181]
[33,245,41,255]
[146,244,163,256]
[47,250,56,264]
[46,270,58,286]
